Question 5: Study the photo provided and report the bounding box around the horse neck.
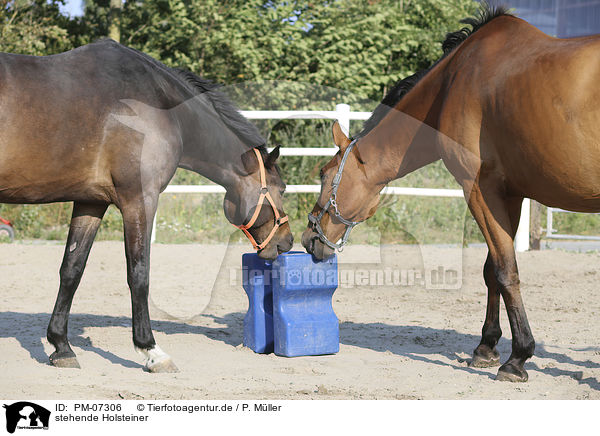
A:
[357,66,446,188]
[176,97,249,189]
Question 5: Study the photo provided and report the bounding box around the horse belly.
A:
[0,169,115,205]
[0,110,116,204]
[500,137,600,212]
[517,168,600,213]
[0,99,124,204]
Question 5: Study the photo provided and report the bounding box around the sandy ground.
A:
[1,240,600,400]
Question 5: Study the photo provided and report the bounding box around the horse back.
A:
[0,41,184,204]
[440,16,600,210]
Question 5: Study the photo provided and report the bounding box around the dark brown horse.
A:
[303,4,600,382]
[0,40,293,372]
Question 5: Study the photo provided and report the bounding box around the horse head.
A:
[302,121,380,259]
[225,145,293,260]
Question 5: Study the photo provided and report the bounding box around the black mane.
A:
[115,42,265,149]
[172,69,266,149]
[358,2,512,138]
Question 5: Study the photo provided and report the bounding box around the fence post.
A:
[546,207,554,238]
[530,200,542,250]
[151,213,157,244]
[515,198,530,252]
[336,103,351,137]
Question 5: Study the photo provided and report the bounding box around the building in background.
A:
[486,0,600,37]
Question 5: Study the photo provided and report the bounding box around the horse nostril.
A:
[306,236,316,254]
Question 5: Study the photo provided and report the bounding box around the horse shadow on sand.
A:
[0,311,244,370]
[339,320,600,391]
[2,311,600,390]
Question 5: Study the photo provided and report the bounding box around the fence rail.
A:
[546,207,600,241]
[152,104,531,251]
[163,184,465,196]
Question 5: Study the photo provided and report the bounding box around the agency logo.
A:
[3,402,50,434]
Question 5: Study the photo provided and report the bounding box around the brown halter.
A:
[236,148,288,251]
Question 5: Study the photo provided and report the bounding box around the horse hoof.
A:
[469,345,500,368]
[136,345,179,373]
[470,355,501,368]
[146,359,179,373]
[496,364,528,382]
[49,352,81,369]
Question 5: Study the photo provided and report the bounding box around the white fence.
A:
[153,104,531,251]
[546,207,600,241]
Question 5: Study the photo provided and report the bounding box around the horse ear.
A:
[266,145,280,168]
[332,121,351,151]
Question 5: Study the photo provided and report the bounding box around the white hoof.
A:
[135,345,179,373]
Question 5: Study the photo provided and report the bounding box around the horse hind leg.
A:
[470,199,522,368]
[47,202,108,368]
[467,187,534,382]
[119,194,178,373]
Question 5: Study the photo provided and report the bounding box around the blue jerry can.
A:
[242,253,274,353]
[242,252,340,357]
[272,252,339,357]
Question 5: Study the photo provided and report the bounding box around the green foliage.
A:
[0,0,72,54]
[0,203,70,240]
[96,0,478,108]
[70,0,110,45]
[551,211,600,237]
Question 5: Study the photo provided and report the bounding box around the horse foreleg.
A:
[120,195,178,373]
[47,202,108,368]
[467,186,534,382]
[470,198,522,368]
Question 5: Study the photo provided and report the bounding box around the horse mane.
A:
[172,69,266,149]
[108,42,266,150]
[357,2,512,138]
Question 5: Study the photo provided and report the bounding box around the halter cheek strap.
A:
[308,138,361,251]
[237,148,288,251]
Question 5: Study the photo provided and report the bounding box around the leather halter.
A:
[236,148,288,251]
[308,138,361,251]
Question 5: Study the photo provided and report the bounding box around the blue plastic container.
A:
[242,253,274,353]
[242,252,340,357]
[272,252,339,357]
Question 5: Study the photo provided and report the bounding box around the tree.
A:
[108,0,121,41]
[72,0,478,107]
[0,0,71,54]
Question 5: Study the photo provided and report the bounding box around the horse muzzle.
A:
[257,224,294,260]
[302,226,335,260]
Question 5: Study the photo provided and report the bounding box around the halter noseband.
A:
[237,148,288,251]
[308,138,361,251]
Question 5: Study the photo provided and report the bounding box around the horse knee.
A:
[127,262,149,292]
[59,263,84,289]
[494,269,520,293]
[127,277,149,295]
